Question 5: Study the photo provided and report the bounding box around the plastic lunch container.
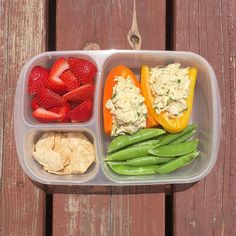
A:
[14,50,221,185]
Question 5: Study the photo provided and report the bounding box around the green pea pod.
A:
[149,139,199,157]
[108,164,159,176]
[108,128,166,153]
[107,156,174,167]
[171,130,196,144]
[106,161,129,166]
[126,155,175,166]
[155,124,197,148]
[131,134,168,147]
[106,145,153,161]
[156,151,200,174]
[131,139,160,147]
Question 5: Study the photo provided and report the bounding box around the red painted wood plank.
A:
[56,0,165,50]
[0,1,47,235]
[53,1,166,235]
[109,186,165,236]
[173,0,236,235]
[52,187,111,236]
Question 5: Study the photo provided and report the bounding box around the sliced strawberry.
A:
[48,102,71,122]
[70,101,80,109]
[58,103,71,122]
[47,58,69,93]
[36,86,65,109]
[28,66,49,95]
[68,100,93,122]
[31,96,39,111]
[60,70,80,91]
[68,57,97,85]
[63,84,94,102]
[47,106,61,113]
[32,108,63,122]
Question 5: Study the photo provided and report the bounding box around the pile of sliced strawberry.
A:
[28,57,97,123]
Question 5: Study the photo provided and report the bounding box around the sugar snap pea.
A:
[131,134,168,147]
[171,130,196,144]
[108,128,165,153]
[107,161,130,166]
[108,164,159,176]
[156,151,200,174]
[155,124,197,148]
[149,139,199,157]
[107,156,174,167]
[106,145,153,161]
[131,139,160,147]
[126,156,175,166]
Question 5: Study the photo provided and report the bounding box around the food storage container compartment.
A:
[14,50,221,185]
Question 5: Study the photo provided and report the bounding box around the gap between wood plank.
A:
[46,194,53,236]
[165,0,174,50]
[165,0,174,235]
[48,0,56,51]
[46,0,56,235]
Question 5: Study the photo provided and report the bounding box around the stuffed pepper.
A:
[141,63,197,133]
[103,65,158,136]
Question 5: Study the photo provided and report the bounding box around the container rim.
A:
[14,50,221,185]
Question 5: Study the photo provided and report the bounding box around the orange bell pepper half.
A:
[141,65,197,133]
[103,65,158,135]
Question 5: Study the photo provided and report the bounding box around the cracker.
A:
[53,133,71,166]
[54,132,62,150]
[33,132,95,175]
[48,162,72,175]
[70,142,95,174]
[33,149,64,172]
[67,132,90,151]
[35,132,55,151]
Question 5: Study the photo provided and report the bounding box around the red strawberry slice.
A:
[60,70,80,91]
[63,84,94,102]
[47,58,69,93]
[58,103,72,122]
[48,102,71,122]
[32,108,63,122]
[31,96,39,111]
[68,100,93,122]
[28,66,49,95]
[47,106,61,114]
[36,86,65,109]
[70,101,80,109]
[68,57,97,85]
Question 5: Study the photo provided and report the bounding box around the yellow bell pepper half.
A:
[141,65,197,133]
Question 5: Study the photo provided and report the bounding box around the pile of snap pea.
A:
[105,124,200,176]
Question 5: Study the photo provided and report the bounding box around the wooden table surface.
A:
[0,0,235,235]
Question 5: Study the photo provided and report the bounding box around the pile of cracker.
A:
[32,132,95,175]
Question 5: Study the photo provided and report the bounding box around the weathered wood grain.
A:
[52,185,166,236]
[0,0,47,235]
[53,0,166,235]
[56,0,165,50]
[173,0,236,235]
[109,186,165,236]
